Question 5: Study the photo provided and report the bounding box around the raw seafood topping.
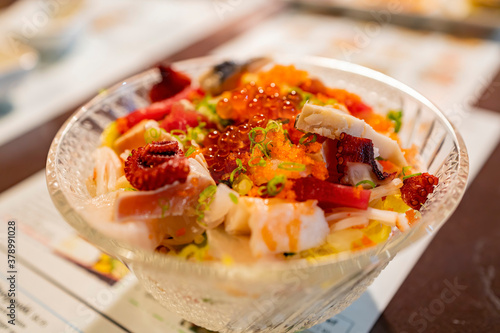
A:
[400,173,439,210]
[124,141,189,191]
[89,61,440,262]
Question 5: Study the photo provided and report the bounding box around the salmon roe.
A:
[205,81,306,183]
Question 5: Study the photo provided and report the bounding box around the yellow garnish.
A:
[221,255,234,266]
[372,194,411,213]
[100,121,120,147]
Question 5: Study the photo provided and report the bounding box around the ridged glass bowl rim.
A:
[46,54,469,278]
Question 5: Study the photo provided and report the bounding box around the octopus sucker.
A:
[327,132,391,184]
[400,173,439,210]
[124,141,190,191]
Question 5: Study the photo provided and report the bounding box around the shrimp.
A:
[225,197,329,257]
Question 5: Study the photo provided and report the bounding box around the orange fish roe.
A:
[351,235,376,251]
[325,88,369,109]
[257,65,309,87]
[353,185,363,199]
[405,209,420,226]
[360,112,395,134]
[378,159,401,175]
[246,181,297,201]
[270,132,327,179]
[303,141,323,154]
[402,145,419,166]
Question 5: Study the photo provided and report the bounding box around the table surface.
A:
[1,2,500,332]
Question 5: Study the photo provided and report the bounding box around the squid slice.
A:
[92,146,124,196]
[296,103,407,166]
[369,178,403,202]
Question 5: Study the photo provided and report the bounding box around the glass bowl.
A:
[46,54,468,332]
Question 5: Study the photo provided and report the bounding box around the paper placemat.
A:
[1,8,500,333]
[0,0,267,146]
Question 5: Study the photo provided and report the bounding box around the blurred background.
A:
[0,1,499,332]
[1,0,499,191]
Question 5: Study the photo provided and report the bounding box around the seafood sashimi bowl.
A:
[46,54,468,332]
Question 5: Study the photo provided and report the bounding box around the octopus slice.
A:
[124,141,189,191]
[400,173,439,211]
[323,133,393,185]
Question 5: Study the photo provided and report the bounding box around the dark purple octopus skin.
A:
[331,132,390,183]
[124,141,190,191]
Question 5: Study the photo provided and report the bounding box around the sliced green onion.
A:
[263,141,274,155]
[299,133,317,145]
[144,127,160,144]
[278,162,306,172]
[355,180,376,189]
[249,127,267,145]
[323,98,338,106]
[158,199,171,218]
[252,143,269,158]
[401,166,411,176]
[187,128,198,142]
[232,175,253,195]
[267,175,287,196]
[229,158,246,183]
[403,173,422,180]
[257,186,267,196]
[123,187,137,191]
[185,146,197,157]
[248,156,266,167]
[387,110,403,133]
[169,129,187,144]
[170,129,186,136]
[265,120,281,133]
[294,115,301,129]
[290,87,313,107]
[229,193,238,204]
[195,185,217,223]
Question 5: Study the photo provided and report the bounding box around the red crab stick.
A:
[293,177,371,210]
[116,86,198,134]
